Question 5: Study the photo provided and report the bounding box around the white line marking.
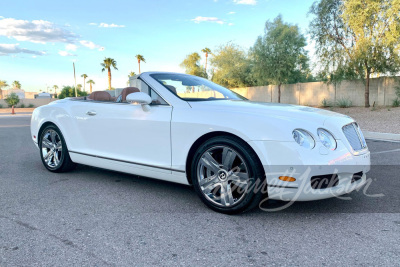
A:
[366,138,400,143]
[0,125,30,128]
[371,148,400,155]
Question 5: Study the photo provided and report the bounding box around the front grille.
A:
[342,123,367,151]
[311,174,339,189]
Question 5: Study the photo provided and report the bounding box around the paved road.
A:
[0,116,399,266]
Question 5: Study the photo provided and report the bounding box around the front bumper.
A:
[249,140,371,201]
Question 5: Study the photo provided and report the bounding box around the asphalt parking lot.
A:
[0,115,399,266]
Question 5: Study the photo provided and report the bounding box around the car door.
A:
[69,100,172,174]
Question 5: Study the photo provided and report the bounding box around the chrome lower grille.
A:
[342,122,367,151]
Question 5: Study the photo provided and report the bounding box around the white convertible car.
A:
[31,72,370,214]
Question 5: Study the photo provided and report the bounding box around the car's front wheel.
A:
[39,125,76,172]
[191,136,266,214]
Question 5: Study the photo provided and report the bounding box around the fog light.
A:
[279,176,296,182]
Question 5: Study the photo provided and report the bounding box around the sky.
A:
[0,0,316,92]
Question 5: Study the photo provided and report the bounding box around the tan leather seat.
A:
[165,85,177,94]
[88,91,112,101]
[117,87,140,102]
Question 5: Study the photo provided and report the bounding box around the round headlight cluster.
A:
[317,129,337,150]
[292,129,315,149]
[292,128,337,150]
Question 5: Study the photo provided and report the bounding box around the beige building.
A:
[0,89,46,99]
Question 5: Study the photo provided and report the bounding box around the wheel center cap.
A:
[218,170,228,181]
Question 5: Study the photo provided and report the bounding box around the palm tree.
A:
[87,80,95,93]
[0,80,8,99]
[127,71,136,86]
[53,85,58,96]
[101,57,118,90]
[201,48,212,72]
[12,81,21,89]
[81,74,88,92]
[135,55,145,74]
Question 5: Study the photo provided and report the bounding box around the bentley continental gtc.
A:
[31,72,370,214]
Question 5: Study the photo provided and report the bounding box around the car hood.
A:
[189,100,352,126]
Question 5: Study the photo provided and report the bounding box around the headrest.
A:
[88,91,111,101]
[121,87,140,102]
[165,85,177,94]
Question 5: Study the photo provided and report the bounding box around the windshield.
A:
[150,73,246,101]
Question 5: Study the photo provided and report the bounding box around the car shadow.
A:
[34,161,398,216]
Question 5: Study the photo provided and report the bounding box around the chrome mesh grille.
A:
[342,123,367,151]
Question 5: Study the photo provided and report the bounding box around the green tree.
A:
[101,58,118,90]
[12,81,21,89]
[201,48,212,72]
[87,80,95,93]
[4,92,20,107]
[309,0,400,107]
[180,52,208,78]
[53,85,59,97]
[58,86,88,99]
[81,74,88,91]
[251,15,308,103]
[211,43,255,88]
[0,80,8,99]
[77,84,82,91]
[135,55,145,74]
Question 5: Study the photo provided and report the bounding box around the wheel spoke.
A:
[229,172,250,191]
[45,150,54,164]
[200,152,220,173]
[229,172,249,183]
[203,181,221,195]
[222,147,237,171]
[54,151,60,166]
[199,174,218,187]
[44,150,53,161]
[56,141,62,151]
[220,182,234,206]
[42,139,53,149]
[50,130,57,144]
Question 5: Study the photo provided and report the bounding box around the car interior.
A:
[85,86,167,105]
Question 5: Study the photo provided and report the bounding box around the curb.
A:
[0,113,32,117]
[364,131,400,142]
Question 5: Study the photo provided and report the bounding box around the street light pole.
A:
[73,62,77,97]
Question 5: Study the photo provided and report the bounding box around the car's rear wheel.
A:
[39,125,76,172]
[191,136,266,214]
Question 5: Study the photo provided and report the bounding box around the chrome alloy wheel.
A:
[41,129,63,168]
[197,146,250,207]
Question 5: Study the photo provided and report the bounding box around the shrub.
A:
[58,86,88,99]
[0,104,2,108]
[20,103,25,108]
[395,83,400,98]
[320,98,332,108]
[28,103,35,108]
[4,93,20,107]
[336,98,352,108]
[392,98,400,107]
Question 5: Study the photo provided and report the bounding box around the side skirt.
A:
[69,152,189,185]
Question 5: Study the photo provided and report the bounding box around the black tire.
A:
[191,136,266,214]
[39,125,76,173]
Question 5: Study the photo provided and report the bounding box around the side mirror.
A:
[126,92,152,111]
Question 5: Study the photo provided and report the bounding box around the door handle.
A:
[86,110,97,116]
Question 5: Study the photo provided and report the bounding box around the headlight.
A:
[292,129,315,149]
[317,128,337,150]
